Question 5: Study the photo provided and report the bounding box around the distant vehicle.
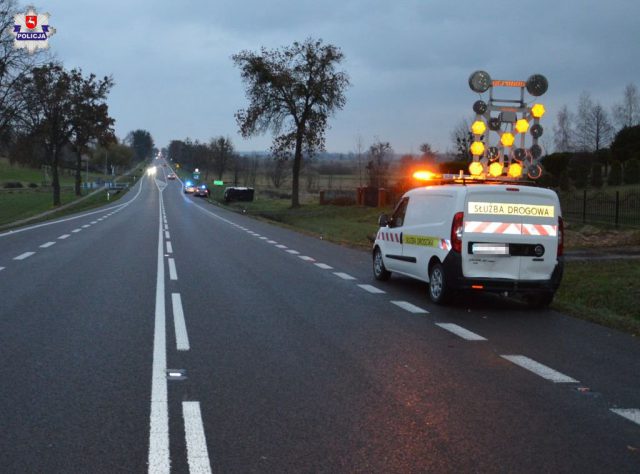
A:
[223,187,254,202]
[183,181,197,194]
[167,173,177,180]
[194,184,210,198]
[373,177,563,308]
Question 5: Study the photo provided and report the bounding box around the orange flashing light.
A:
[413,170,437,181]
[471,120,487,136]
[515,119,530,134]
[488,161,503,177]
[508,162,523,178]
[471,284,484,289]
[501,132,515,147]
[470,141,485,156]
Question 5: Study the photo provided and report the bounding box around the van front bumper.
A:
[442,252,564,293]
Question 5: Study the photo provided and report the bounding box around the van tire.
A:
[428,262,449,304]
[525,292,554,309]
[373,248,391,281]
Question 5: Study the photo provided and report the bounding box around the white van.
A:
[373,182,564,307]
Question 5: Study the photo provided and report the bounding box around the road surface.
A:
[1,163,639,473]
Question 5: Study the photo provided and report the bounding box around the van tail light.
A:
[451,212,464,253]
[557,216,564,257]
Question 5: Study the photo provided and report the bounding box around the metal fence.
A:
[560,189,640,227]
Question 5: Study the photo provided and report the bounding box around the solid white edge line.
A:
[182,401,212,473]
[13,252,35,260]
[168,258,178,280]
[148,188,169,473]
[166,241,173,254]
[435,323,487,341]
[357,284,386,294]
[390,300,429,314]
[0,178,144,239]
[171,293,190,351]
[610,409,640,426]
[39,242,56,248]
[501,355,579,383]
[333,272,356,280]
[315,263,333,270]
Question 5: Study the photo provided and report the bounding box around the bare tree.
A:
[450,118,473,161]
[366,140,392,188]
[553,104,574,152]
[267,157,290,189]
[574,92,613,152]
[210,136,234,180]
[612,83,640,129]
[233,38,349,207]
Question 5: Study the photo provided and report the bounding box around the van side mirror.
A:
[378,214,389,227]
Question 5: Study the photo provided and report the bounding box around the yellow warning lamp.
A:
[531,104,545,118]
[471,120,487,136]
[501,132,515,147]
[470,141,485,156]
[515,119,530,134]
[507,162,523,178]
[413,170,437,181]
[469,161,484,176]
[488,161,503,177]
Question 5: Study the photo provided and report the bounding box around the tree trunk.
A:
[75,150,83,196]
[291,131,303,208]
[52,148,61,206]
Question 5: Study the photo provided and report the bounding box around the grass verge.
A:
[553,260,640,336]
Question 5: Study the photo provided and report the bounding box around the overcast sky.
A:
[40,0,640,154]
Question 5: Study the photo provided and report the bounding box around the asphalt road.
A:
[1,162,639,473]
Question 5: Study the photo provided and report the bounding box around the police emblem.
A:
[10,6,56,54]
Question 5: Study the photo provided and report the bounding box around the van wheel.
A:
[524,292,555,309]
[373,248,391,281]
[428,262,449,304]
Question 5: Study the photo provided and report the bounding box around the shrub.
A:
[28,182,38,188]
[3,181,23,188]
[608,161,623,186]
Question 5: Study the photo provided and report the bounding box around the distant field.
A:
[0,157,104,187]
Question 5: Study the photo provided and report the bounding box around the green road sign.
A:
[213,180,224,186]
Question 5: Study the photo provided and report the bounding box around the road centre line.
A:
[58,234,70,239]
[610,409,640,427]
[391,301,429,314]
[148,190,169,473]
[259,236,268,240]
[357,284,385,294]
[435,323,487,341]
[165,231,170,239]
[166,241,173,254]
[314,263,333,270]
[91,221,97,224]
[168,258,178,280]
[171,293,190,351]
[286,249,300,255]
[501,355,579,383]
[267,240,277,244]
[39,242,56,248]
[333,272,356,280]
[182,402,212,473]
[14,252,35,260]
[298,256,315,262]
[72,229,82,233]
[82,224,90,228]
[276,244,287,249]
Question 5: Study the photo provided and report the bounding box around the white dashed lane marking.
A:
[357,284,385,294]
[166,241,173,254]
[267,240,277,244]
[82,224,90,228]
[333,272,356,280]
[315,263,333,270]
[91,221,97,224]
[298,256,315,262]
[39,242,56,248]
[14,252,35,261]
[182,401,212,473]
[165,231,170,239]
[391,301,429,314]
[168,258,178,280]
[171,293,190,351]
[435,323,487,341]
[0,267,5,272]
[259,236,268,240]
[276,245,287,249]
[72,229,82,233]
[58,234,70,239]
[611,409,640,427]
[286,249,300,255]
[501,355,579,383]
